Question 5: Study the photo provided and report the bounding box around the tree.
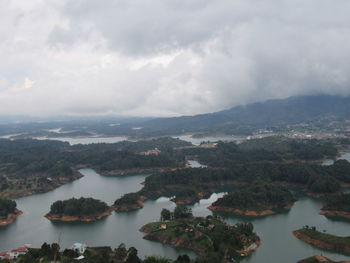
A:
[160,208,171,221]
[126,247,141,263]
[115,243,128,260]
[175,255,191,263]
[173,205,192,219]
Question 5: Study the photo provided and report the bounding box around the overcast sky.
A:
[1,0,350,117]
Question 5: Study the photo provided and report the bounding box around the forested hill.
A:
[128,95,350,136]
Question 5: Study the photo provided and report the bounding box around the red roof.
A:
[17,247,28,252]
[11,247,28,253]
[0,252,11,259]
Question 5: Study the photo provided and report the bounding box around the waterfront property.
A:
[72,243,87,254]
[0,246,29,260]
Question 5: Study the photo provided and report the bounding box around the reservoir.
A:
[1,152,350,262]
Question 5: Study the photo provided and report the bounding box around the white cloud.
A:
[0,0,349,117]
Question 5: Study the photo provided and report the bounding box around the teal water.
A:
[35,136,128,145]
[1,153,350,262]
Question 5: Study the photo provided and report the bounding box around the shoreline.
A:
[97,167,177,177]
[140,222,261,257]
[45,208,113,222]
[293,230,350,254]
[0,209,23,226]
[208,203,293,216]
[0,171,84,199]
[320,210,350,220]
[112,196,147,212]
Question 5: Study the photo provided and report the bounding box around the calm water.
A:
[1,155,350,262]
[173,134,243,146]
[35,136,128,145]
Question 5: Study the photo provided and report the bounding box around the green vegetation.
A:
[298,256,339,263]
[1,241,245,263]
[323,193,350,213]
[120,160,348,206]
[212,184,296,211]
[0,197,17,218]
[113,193,141,208]
[160,206,193,221]
[182,137,338,166]
[141,207,260,261]
[49,197,109,216]
[294,226,350,254]
[0,137,189,197]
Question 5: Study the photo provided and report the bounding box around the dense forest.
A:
[0,137,190,197]
[0,137,189,176]
[212,184,296,211]
[322,194,350,213]
[115,159,350,207]
[48,197,109,216]
[3,241,242,263]
[181,137,339,166]
[294,226,350,254]
[142,207,259,261]
[113,193,140,206]
[0,197,17,218]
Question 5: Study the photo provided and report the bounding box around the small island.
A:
[320,193,350,219]
[298,255,349,263]
[293,226,350,254]
[0,197,22,226]
[208,184,296,216]
[112,193,146,212]
[140,206,260,261]
[45,197,112,222]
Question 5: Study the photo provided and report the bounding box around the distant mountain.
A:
[129,95,350,136]
[1,94,348,138]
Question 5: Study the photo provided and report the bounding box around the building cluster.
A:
[0,245,30,260]
[139,148,161,155]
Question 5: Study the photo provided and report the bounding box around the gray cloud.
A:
[0,0,350,117]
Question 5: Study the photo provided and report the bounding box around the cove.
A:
[1,153,350,262]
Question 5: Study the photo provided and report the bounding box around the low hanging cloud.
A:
[0,0,350,117]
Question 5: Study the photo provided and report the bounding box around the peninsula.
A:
[298,255,350,263]
[208,183,296,216]
[0,198,22,226]
[140,206,260,261]
[293,226,350,255]
[320,193,350,219]
[113,193,146,212]
[45,197,112,222]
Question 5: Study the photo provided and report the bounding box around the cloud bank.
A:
[1,0,350,117]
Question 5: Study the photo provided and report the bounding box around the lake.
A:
[35,136,128,145]
[1,155,350,262]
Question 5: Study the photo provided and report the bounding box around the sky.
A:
[1,0,350,117]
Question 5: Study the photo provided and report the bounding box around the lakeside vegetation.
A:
[46,197,110,222]
[293,227,350,254]
[322,194,350,213]
[113,193,144,211]
[0,137,189,197]
[140,206,260,261]
[181,137,339,166]
[210,183,296,215]
[0,241,252,263]
[320,193,350,219]
[115,158,350,210]
[298,256,344,263]
[0,198,17,218]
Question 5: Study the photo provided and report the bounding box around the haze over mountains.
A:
[0,94,348,138]
[126,94,350,136]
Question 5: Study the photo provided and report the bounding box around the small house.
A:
[72,243,87,254]
[0,252,11,260]
[159,224,167,230]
